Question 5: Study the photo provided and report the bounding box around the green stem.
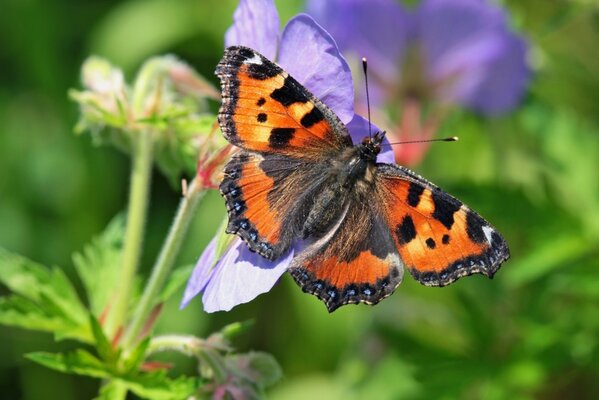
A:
[107,130,154,337]
[148,334,206,356]
[122,178,205,350]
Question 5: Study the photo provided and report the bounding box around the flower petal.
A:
[224,0,280,60]
[306,0,411,106]
[418,0,530,113]
[278,13,354,124]
[180,237,218,309]
[200,238,294,313]
[463,33,530,114]
[346,114,395,164]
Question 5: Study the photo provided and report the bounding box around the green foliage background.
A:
[1,0,599,398]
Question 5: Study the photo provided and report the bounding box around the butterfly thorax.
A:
[301,133,383,239]
[341,132,384,187]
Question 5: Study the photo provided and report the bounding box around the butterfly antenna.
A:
[382,136,459,146]
[362,57,373,140]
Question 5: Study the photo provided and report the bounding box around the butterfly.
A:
[215,46,510,312]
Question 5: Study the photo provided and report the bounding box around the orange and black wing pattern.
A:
[215,46,352,158]
[375,164,509,286]
[220,151,333,261]
[289,192,404,312]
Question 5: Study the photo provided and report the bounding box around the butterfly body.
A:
[216,46,509,312]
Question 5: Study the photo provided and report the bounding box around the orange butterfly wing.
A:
[290,190,404,312]
[375,164,509,286]
[216,46,351,158]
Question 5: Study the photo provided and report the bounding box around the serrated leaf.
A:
[28,350,199,400]
[0,248,91,342]
[73,215,125,316]
[90,315,119,365]
[123,337,151,373]
[0,296,76,333]
[120,371,199,400]
[27,350,110,379]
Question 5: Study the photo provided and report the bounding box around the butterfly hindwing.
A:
[375,164,510,286]
[220,150,336,260]
[216,46,352,158]
[289,189,404,312]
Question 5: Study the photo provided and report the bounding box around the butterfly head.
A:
[359,131,386,162]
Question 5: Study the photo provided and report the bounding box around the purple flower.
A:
[181,0,393,312]
[307,0,531,164]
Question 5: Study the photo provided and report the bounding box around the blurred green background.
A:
[2,0,599,399]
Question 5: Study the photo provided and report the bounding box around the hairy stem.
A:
[106,130,154,337]
[122,178,205,351]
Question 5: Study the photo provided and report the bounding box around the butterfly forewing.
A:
[216,46,352,158]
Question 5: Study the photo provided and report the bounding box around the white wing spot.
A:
[243,53,262,65]
[482,226,494,244]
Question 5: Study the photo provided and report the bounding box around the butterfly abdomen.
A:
[302,182,346,238]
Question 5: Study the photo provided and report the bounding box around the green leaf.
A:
[90,315,119,365]
[123,337,151,373]
[0,296,77,333]
[73,215,125,316]
[118,371,198,400]
[0,248,91,342]
[27,350,110,379]
[28,350,199,400]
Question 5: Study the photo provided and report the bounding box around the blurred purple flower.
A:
[308,0,531,164]
[182,0,394,312]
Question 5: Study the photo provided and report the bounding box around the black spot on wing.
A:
[442,234,450,244]
[256,97,266,106]
[431,190,462,230]
[396,215,416,244]
[466,211,488,244]
[269,128,295,148]
[237,47,254,59]
[221,47,282,80]
[247,62,282,80]
[409,230,510,287]
[407,182,425,207]
[425,238,436,249]
[257,113,267,123]
[270,76,309,106]
[300,107,325,128]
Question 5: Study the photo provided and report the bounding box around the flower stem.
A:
[122,178,206,351]
[107,129,154,337]
[148,334,206,356]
